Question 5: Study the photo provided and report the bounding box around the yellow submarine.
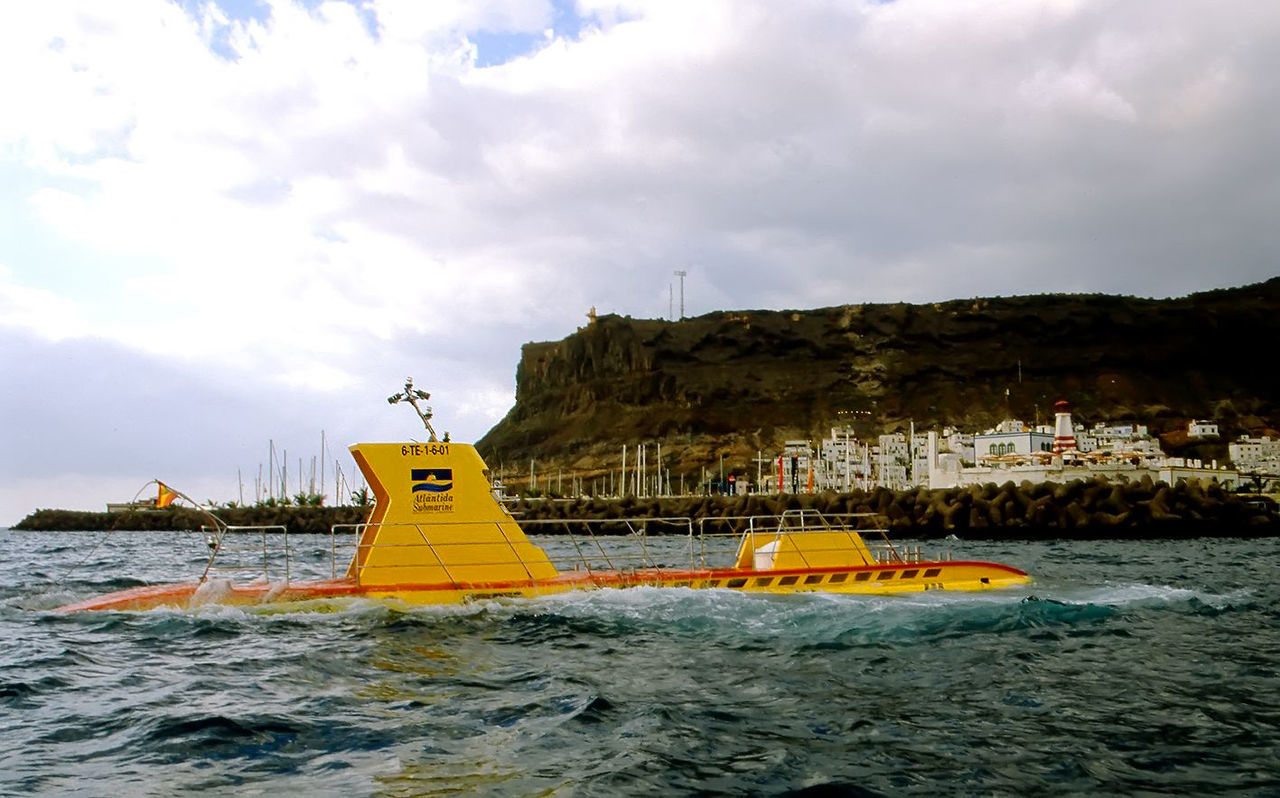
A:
[56,382,1030,613]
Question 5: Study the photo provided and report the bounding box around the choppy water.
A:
[2,529,1279,797]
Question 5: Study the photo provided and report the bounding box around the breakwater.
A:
[15,478,1278,539]
[13,505,370,535]
[510,477,1278,539]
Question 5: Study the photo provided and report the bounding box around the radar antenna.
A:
[387,377,438,441]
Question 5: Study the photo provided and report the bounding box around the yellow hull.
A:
[365,558,1031,604]
[57,559,1030,612]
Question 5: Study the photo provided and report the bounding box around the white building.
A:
[1093,422,1150,441]
[1076,421,1161,457]
[1073,426,1099,454]
[931,460,1156,489]
[941,428,976,463]
[1230,435,1280,469]
[874,433,909,490]
[1188,420,1220,439]
[818,427,874,491]
[876,431,934,489]
[974,419,1054,459]
[926,446,1239,490]
[1228,436,1280,490]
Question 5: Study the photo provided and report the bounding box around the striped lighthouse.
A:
[1052,400,1076,454]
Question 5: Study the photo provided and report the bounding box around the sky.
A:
[2,0,1278,523]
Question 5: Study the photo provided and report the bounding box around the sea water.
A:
[2,529,1278,796]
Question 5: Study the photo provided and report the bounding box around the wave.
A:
[1048,581,1255,612]
[15,574,1255,660]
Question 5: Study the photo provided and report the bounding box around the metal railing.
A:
[329,518,695,584]
[200,525,292,583]
[193,511,942,587]
[695,511,889,569]
[320,511,931,585]
[189,512,947,586]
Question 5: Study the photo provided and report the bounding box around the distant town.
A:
[519,400,1279,500]
[767,401,1277,496]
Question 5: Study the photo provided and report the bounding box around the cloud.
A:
[1,0,1278,520]
[0,263,90,340]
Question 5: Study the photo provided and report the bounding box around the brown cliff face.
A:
[477,278,1280,482]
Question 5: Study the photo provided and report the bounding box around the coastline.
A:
[13,477,1277,540]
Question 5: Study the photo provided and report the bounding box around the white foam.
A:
[1054,581,1250,609]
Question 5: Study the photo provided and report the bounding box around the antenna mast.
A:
[674,269,687,319]
[387,377,438,441]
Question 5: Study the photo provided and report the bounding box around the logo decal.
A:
[411,468,453,493]
[410,467,454,513]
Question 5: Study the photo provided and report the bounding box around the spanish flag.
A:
[157,482,178,508]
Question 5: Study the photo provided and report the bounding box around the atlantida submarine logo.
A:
[411,468,453,493]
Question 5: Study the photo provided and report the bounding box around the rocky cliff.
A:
[477,278,1280,485]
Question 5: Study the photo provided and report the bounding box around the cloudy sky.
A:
[2,0,1277,522]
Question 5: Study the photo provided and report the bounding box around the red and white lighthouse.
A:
[1052,400,1076,454]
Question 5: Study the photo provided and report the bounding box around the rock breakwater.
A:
[15,479,1276,539]
[507,478,1277,540]
[13,505,369,535]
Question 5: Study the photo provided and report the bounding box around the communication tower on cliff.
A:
[674,269,687,319]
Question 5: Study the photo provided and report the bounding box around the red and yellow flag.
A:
[157,482,178,508]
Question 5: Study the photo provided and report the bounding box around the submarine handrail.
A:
[327,516,941,579]
[477,515,697,572]
[862,529,907,564]
[696,511,882,533]
[560,519,597,574]
[200,524,292,584]
[697,511,883,565]
[336,542,680,577]
[323,519,942,579]
[412,521,459,585]
[328,517,697,581]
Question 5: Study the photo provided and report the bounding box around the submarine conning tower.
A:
[347,442,558,586]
